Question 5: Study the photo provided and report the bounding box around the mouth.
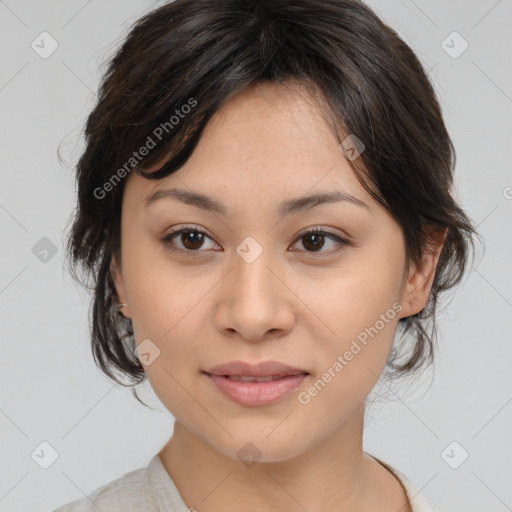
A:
[203,360,309,378]
[220,374,302,382]
[202,360,309,407]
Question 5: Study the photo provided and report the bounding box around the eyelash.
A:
[161,225,350,258]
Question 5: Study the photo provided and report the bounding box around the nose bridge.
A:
[232,234,278,303]
[216,234,294,340]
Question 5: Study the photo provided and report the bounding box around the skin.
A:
[111,81,445,512]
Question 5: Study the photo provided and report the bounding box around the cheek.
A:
[128,274,208,361]
[294,248,403,343]
[338,238,404,328]
[296,308,400,427]
[294,244,404,391]
[124,261,218,396]
[332,274,402,352]
[121,230,204,337]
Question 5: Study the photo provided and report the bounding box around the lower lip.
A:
[206,373,308,407]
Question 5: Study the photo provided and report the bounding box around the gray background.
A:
[0,1,511,511]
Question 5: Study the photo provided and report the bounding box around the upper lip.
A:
[203,360,308,377]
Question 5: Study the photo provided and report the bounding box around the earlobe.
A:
[398,227,447,319]
[110,256,131,319]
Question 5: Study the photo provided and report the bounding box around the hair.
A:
[63,0,480,406]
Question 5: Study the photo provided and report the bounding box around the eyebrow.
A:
[144,187,371,217]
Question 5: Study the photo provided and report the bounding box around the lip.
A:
[203,360,309,407]
[204,360,308,378]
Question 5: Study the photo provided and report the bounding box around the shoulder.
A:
[376,459,438,512]
[52,462,149,512]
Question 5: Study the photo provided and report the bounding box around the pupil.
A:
[183,231,204,250]
[304,233,324,252]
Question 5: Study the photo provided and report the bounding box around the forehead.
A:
[125,81,369,211]
[205,81,334,146]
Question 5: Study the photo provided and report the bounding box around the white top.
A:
[53,453,436,511]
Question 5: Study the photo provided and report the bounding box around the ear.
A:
[398,226,448,319]
[111,255,132,319]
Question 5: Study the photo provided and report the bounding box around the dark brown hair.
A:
[63,0,479,406]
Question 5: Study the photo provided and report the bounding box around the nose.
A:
[215,246,295,343]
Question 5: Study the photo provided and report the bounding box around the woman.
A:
[56,0,478,510]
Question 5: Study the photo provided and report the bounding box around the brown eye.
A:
[292,228,350,254]
[162,226,219,256]
[177,230,205,250]
[161,225,350,258]
[301,231,326,252]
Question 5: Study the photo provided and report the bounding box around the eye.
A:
[161,225,219,257]
[290,227,350,255]
[162,225,350,257]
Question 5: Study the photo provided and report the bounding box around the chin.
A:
[203,427,310,466]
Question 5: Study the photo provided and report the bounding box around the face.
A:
[112,81,440,463]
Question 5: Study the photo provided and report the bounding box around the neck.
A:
[158,405,411,512]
